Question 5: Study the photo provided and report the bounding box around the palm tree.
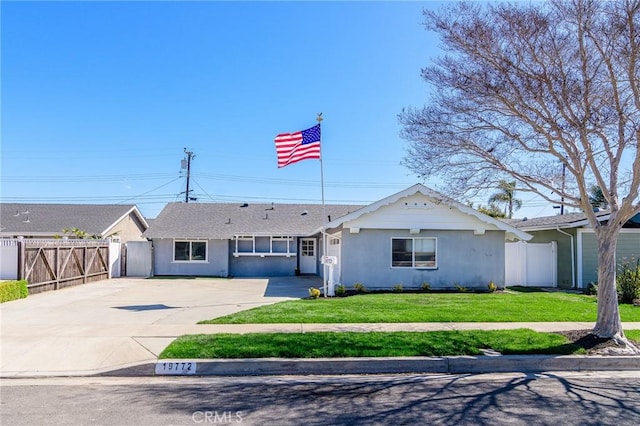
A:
[488,181,522,219]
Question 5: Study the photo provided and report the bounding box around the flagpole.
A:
[316,113,328,298]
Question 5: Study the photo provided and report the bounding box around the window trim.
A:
[173,239,208,263]
[390,237,437,269]
[232,235,296,257]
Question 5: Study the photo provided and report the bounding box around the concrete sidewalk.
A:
[3,320,640,377]
[1,277,639,377]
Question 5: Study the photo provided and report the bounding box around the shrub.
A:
[487,281,497,293]
[308,287,321,299]
[0,280,28,303]
[584,282,598,296]
[454,283,469,293]
[335,284,346,297]
[353,282,368,293]
[392,283,404,293]
[421,282,431,292]
[617,258,640,304]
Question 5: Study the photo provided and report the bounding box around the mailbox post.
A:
[321,255,337,296]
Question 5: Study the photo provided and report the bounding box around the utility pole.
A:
[183,148,196,203]
[560,162,566,215]
[553,162,567,215]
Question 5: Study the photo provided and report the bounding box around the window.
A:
[174,240,207,262]
[271,236,293,253]
[301,239,315,256]
[232,235,295,256]
[391,238,436,268]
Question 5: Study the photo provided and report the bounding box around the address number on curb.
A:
[155,361,197,375]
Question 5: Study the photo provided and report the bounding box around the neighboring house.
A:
[142,202,361,277]
[0,203,149,243]
[321,184,531,289]
[143,184,531,288]
[509,211,640,289]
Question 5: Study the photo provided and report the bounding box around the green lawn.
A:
[160,329,587,359]
[627,330,640,341]
[201,291,640,324]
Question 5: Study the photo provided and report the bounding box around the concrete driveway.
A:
[0,276,319,377]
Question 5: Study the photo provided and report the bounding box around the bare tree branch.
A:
[400,0,640,341]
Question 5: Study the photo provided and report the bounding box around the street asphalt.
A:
[1,277,639,377]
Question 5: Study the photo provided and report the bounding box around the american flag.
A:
[274,124,321,168]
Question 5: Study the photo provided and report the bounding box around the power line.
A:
[0,194,179,202]
[2,173,176,183]
[119,177,182,205]
[2,171,413,189]
[191,178,216,203]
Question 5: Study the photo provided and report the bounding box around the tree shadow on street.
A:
[108,373,640,425]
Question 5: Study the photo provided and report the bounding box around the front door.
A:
[300,238,317,274]
[327,234,341,284]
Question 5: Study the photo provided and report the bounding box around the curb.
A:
[97,355,640,377]
[5,355,639,378]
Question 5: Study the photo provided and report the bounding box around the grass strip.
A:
[200,292,640,324]
[626,330,640,341]
[160,329,587,359]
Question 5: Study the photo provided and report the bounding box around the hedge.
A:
[0,280,28,303]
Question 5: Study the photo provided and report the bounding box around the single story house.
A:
[0,203,149,244]
[321,184,531,289]
[509,211,640,289]
[144,184,531,289]
[142,202,360,277]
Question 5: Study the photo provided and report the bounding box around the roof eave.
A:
[320,184,531,240]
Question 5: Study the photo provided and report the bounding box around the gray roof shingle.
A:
[0,203,141,236]
[143,202,363,239]
[506,210,611,230]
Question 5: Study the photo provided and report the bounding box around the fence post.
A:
[55,246,60,290]
[83,246,88,284]
[17,241,25,281]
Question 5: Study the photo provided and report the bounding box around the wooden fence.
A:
[17,240,110,294]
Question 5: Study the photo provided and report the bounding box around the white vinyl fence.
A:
[0,240,20,280]
[124,241,153,277]
[505,241,557,287]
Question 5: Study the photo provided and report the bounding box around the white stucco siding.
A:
[344,193,501,232]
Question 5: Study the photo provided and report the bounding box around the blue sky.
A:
[1,1,556,219]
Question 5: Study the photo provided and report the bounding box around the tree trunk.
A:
[592,227,625,340]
